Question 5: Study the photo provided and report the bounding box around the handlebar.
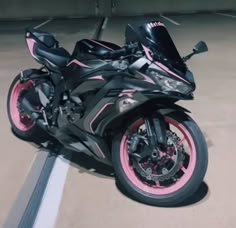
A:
[103,43,138,59]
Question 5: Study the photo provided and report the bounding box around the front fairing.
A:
[146,61,196,93]
[125,21,191,83]
[143,22,187,76]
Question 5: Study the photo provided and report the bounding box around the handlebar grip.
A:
[104,43,138,59]
[108,47,129,59]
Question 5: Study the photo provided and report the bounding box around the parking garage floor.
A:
[1,12,236,228]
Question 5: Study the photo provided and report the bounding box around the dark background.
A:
[0,0,236,19]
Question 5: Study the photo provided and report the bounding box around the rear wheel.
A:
[7,74,48,143]
[112,111,208,206]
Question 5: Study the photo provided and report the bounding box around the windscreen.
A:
[126,21,187,76]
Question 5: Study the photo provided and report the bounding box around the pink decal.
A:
[120,117,197,195]
[26,38,36,58]
[154,61,189,84]
[142,45,189,84]
[95,143,105,158]
[147,21,165,29]
[118,89,135,98]
[155,21,165,27]
[90,103,113,134]
[90,39,114,51]
[138,72,155,85]
[67,59,91,68]
[89,75,104,80]
[142,45,153,61]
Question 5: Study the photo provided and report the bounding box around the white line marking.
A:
[215,12,236,18]
[67,15,86,19]
[159,14,180,26]
[33,153,71,228]
[34,18,53,29]
[102,17,109,30]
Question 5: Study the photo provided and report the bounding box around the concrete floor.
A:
[1,12,236,227]
[0,18,101,226]
[0,20,43,226]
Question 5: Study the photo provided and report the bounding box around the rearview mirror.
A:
[193,41,208,54]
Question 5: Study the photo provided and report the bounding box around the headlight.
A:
[150,71,192,94]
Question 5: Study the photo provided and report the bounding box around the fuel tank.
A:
[71,39,121,60]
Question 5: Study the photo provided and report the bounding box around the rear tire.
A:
[7,74,49,143]
[112,111,208,206]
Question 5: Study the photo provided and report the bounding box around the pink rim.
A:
[9,80,35,132]
[120,117,197,195]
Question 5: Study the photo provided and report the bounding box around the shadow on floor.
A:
[116,180,209,207]
[64,151,115,179]
[203,131,214,148]
[14,129,210,207]
[62,150,209,207]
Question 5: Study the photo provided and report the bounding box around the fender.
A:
[20,68,49,83]
[20,67,62,86]
[156,103,191,115]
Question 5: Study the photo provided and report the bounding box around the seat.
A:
[28,28,58,48]
[36,45,70,67]
[26,28,71,67]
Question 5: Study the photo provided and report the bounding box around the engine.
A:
[20,78,85,132]
[56,94,84,129]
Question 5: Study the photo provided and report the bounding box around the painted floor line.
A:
[34,18,53,29]
[33,153,71,228]
[3,150,50,228]
[67,15,86,19]
[159,14,180,26]
[215,12,236,18]
[102,17,109,30]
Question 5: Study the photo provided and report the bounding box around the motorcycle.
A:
[7,20,208,206]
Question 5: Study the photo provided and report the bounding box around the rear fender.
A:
[20,68,49,83]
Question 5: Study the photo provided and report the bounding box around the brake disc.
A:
[128,130,185,182]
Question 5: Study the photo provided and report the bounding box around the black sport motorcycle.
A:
[7,20,208,206]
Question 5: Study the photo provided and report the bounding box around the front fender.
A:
[156,103,191,115]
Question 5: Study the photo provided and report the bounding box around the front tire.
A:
[7,74,48,143]
[112,111,208,206]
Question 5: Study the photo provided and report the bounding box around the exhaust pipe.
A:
[21,97,48,131]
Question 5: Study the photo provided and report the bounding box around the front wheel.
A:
[112,111,208,206]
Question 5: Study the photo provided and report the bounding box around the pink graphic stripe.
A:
[142,45,153,61]
[90,103,113,134]
[95,143,105,158]
[89,75,104,80]
[67,59,91,68]
[154,61,189,84]
[142,45,189,84]
[138,72,155,84]
[118,89,135,98]
[26,38,37,58]
[90,40,113,51]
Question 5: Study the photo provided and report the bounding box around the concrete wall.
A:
[0,0,97,19]
[0,0,236,19]
[113,0,236,15]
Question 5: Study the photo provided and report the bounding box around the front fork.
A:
[144,114,167,157]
